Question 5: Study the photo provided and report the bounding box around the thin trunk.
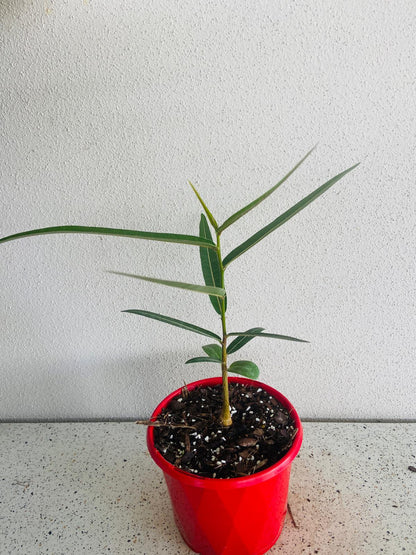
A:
[217,232,232,427]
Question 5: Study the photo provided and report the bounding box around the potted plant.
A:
[0,148,358,554]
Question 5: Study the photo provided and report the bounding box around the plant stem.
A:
[217,232,232,427]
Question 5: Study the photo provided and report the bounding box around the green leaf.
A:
[202,343,223,360]
[227,327,265,354]
[199,215,227,315]
[123,309,221,341]
[0,225,217,249]
[228,331,309,343]
[228,360,260,379]
[218,146,316,233]
[109,271,225,297]
[185,356,221,364]
[223,163,360,268]
[189,181,218,230]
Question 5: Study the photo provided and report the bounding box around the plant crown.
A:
[0,149,359,425]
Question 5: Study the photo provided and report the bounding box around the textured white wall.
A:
[1,1,415,420]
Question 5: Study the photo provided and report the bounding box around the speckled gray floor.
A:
[0,422,414,554]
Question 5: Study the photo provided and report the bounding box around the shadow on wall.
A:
[0,350,201,421]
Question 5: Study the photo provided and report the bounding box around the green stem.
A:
[217,231,232,427]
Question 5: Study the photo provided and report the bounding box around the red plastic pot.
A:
[147,377,303,555]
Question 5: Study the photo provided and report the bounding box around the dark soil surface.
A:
[153,382,298,479]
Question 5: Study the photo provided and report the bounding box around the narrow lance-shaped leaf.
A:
[223,163,360,268]
[189,181,218,230]
[185,357,221,364]
[202,343,223,360]
[228,331,309,343]
[227,327,265,354]
[123,309,221,341]
[109,271,225,297]
[0,225,217,249]
[228,360,260,379]
[199,214,227,314]
[218,146,316,233]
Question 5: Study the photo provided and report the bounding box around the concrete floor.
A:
[0,422,414,554]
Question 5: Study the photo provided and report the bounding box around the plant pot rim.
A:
[147,376,303,489]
